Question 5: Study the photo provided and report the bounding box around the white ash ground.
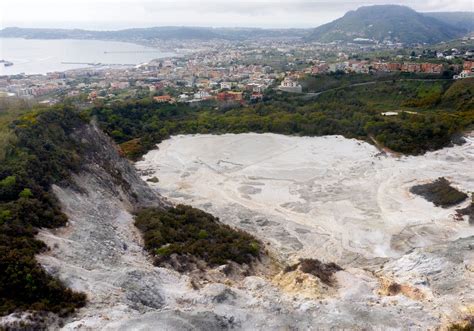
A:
[137,133,474,263]
[135,133,474,328]
[23,131,473,330]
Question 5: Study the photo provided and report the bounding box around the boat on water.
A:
[0,60,14,67]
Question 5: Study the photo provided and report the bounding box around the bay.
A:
[0,38,174,75]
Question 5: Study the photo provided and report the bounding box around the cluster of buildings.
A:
[137,56,276,103]
[0,72,68,98]
[454,60,474,80]
[372,62,445,74]
[306,60,448,75]
[0,55,277,104]
[1,38,473,102]
[434,48,474,60]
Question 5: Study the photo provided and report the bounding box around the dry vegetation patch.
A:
[284,258,342,286]
[378,277,425,301]
[456,196,474,224]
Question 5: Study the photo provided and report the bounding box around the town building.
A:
[217,91,243,102]
[279,78,302,93]
[153,95,175,103]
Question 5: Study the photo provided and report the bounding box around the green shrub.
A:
[411,177,468,208]
[146,177,159,183]
[135,205,261,267]
[156,246,172,256]
[19,188,33,199]
[0,176,16,188]
[198,229,209,239]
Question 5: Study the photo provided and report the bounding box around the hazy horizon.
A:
[2,0,473,30]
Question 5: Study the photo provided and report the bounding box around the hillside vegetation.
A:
[0,103,266,317]
[0,107,87,316]
[440,78,474,111]
[424,12,474,32]
[0,26,310,41]
[92,78,474,158]
[0,99,33,160]
[307,5,466,44]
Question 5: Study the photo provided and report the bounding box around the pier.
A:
[103,50,160,54]
[61,62,136,66]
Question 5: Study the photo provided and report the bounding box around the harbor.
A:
[0,38,174,75]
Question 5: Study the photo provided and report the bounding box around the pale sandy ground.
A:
[130,133,474,329]
[136,133,474,263]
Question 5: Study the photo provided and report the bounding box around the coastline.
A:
[0,37,178,76]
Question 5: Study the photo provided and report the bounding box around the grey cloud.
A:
[3,0,472,29]
[141,0,470,15]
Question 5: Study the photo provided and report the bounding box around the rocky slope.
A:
[27,123,324,329]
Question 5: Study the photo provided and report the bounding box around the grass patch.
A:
[410,177,468,208]
[135,205,262,268]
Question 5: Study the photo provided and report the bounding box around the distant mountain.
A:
[307,5,467,44]
[423,12,474,32]
[2,7,470,45]
[0,26,310,42]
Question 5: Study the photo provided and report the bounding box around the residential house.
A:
[153,95,175,103]
[279,78,302,93]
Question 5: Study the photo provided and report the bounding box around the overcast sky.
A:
[2,0,473,30]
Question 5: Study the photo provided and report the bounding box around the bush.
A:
[410,177,468,208]
[19,188,33,199]
[135,205,261,267]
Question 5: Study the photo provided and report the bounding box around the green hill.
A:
[424,12,474,32]
[0,26,310,42]
[307,5,467,44]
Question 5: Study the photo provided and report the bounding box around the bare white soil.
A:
[137,133,474,262]
[29,132,473,330]
[135,133,474,329]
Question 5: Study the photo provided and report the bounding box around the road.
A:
[302,78,452,100]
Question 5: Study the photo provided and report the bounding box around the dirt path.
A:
[368,134,402,157]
